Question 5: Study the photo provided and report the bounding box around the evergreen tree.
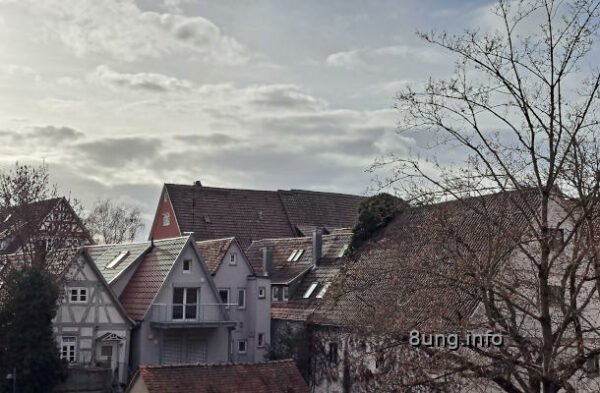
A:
[0,266,67,393]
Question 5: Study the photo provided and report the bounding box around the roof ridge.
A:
[165,182,362,198]
[140,358,296,370]
[195,237,235,244]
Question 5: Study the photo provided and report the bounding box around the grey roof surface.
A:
[85,241,151,283]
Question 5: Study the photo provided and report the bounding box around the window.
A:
[172,288,198,320]
[549,285,563,305]
[107,251,129,269]
[182,259,191,273]
[229,253,237,265]
[69,288,87,303]
[219,289,230,307]
[282,286,289,301]
[585,355,600,375]
[100,345,113,357]
[328,342,338,363]
[162,213,171,226]
[238,289,246,309]
[272,286,280,301]
[238,340,247,354]
[303,282,318,299]
[292,249,304,262]
[258,287,266,299]
[61,336,77,362]
[338,244,348,258]
[316,282,331,299]
[287,250,299,262]
[549,228,564,250]
[257,333,265,348]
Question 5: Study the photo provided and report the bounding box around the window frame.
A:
[257,333,265,348]
[316,282,331,299]
[237,340,247,354]
[237,288,246,309]
[258,286,266,299]
[61,336,77,363]
[218,288,230,308]
[229,252,237,265]
[272,286,280,302]
[282,286,289,301]
[69,287,88,304]
[182,259,192,273]
[303,282,318,299]
[162,212,171,226]
[172,287,199,320]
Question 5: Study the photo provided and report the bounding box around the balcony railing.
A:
[149,303,230,325]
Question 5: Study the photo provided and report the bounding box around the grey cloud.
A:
[91,65,193,92]
[74,137,162,167]
[248,85,326,111]
[33,125,84,142]
[175,133,238,145]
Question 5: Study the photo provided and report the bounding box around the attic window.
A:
[162,213,170,226]
[229,253,237,265]
[287,250,299,262]
[163,192,168,203]
[292,249,304,262]
[316,282,331,299]
[183,259,191,273]
[204,215,212,223]
[303,282,318,299]
[107,251,129,269]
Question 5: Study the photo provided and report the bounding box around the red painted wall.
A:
[150,190,181,240]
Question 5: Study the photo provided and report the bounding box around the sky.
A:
[0,0,495,235]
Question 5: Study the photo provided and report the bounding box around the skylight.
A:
[338,244,348,258]
[3,213,11,223]
[316,282,331,299]
[303,282,318,298]
[107,251,129,269]
[293,249,304,262]
[287,250,299,262]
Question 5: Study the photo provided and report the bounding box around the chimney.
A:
[312,229,322,268]
[194,180,202,187]
[261,246,273,276]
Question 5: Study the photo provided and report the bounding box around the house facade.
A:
[0,197,91,254]
[196,237,271,363]
[116,236,234,369]
[53,249,134,388]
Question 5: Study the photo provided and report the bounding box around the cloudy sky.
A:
[0,0,494,234]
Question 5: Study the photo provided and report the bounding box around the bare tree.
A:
[339,1,600,392]
[85,198,145,244]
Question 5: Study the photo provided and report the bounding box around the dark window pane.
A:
[238,290,245,307]
[172,305,183,319]
[185,305,197,319]
[186,288,197,304]
[173,288,184,304]
[219,290,229,304]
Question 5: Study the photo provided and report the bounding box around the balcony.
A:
[149,303,236,329]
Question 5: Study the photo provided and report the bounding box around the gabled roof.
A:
[313,189,544,328]
[246,231,351,284]
[119,237,190,321]
[0,197,91,254]
[162,183,363,248]
[194,237,234,275]
[85,241,151,283]
[130,359,309,393]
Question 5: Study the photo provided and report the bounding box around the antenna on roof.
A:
[194,180,202,187]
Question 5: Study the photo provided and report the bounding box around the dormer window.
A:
[230,253,237,265]
[107,251,129,269]
[272,286,280,301]
[162,213,170,226]
[287,249,304,262]
[183,259,191,273]
[303,282,318,299]
[282,286,289,301]
[316,282,331,299]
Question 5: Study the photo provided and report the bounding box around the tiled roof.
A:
[195,237,234,275]
[314,189,542,328]
[135,359,309,393]
[85,241,151,283]
[164,183,363,249]
[119,237,189,320]
[246,232,351,321]
[246,231,351,284]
